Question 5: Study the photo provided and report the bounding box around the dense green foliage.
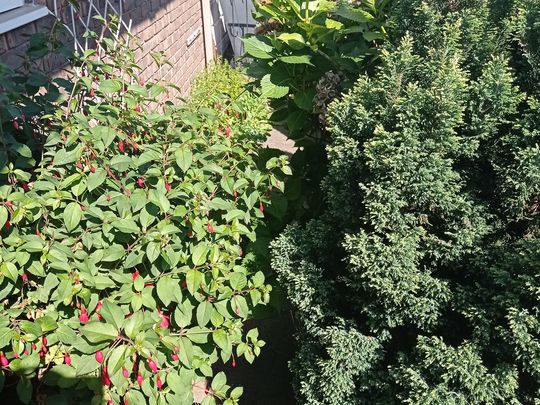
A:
[0,25,288,404]
[244,0,390,218]
[272,0,540,403]
[189,60,271,142]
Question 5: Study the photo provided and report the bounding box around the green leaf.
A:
[175,147,193,172]
[80,322,118,342]
[196,301,212,327]
[87,168,107,191]
[279,55,313,65]
[260,74,289,99]
[63,202,82,232]
[185,269,203,295]
[99,79,123,93]
[1,262,18,282]
[242,36,274,59]
[100,300,125,330]
[277,33,306,49]
[0,206,7,228]
[75,355,100,376]
[191,243,208,266]
[111,218,139,233]
[146,241,160,263]
[157,276,180,306]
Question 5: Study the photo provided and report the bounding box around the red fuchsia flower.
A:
[106,194,111,202]
[102,367,111,386]
[259,201,264,213]
[132,271,139,281]
[42,336,47,346]
[137,372,143,386]
[118,140,125,154]
[21,273,28,282]
[95,351,104,364]
[76,161,83,169]
[225,126,231,138]
[64,353,71,365]
[165,182,171,192]
[233,191,238,200]
[12,120,19,130]
[13,352,18,359]
[122,367,129,378]
[21,182,29,191]
[207,223,214,234]
[96,300,102,312]
[0,353,9,367]
[137,177,144,187]
[156,376,163,390]
[171,353,179,362]
[160,313,170,328]
[147,358,158,373]
[4,221,11,231]
[89,88,94,97]
[131,139,138,151]
[232,359,236,367]
[108,400,113,405]
[24,349,28,356]
[135,105,141,113]
[239,249,243,257]
[139,78,145,86]
[79,308,89,323]
[89,164,96,173]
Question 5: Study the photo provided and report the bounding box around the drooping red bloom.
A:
[132,271,139,281]
[147,358,158,373]
[64,353,71,365]
[207,223,214,234]
[118,140,125,154]
[95,351,104,363]
[137,372,143,386]
[79,308,89,323]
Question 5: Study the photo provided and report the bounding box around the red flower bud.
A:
[259,202,264,212]
[42,336,47,346]
[181,280,187,289]
[135,105,141,113]
[232,359,236,367]
[122,367,129,378]
[239,249,243,257]
[22,182,29,191]
[132,271,139,281]
[165,182,171,191]
[21,273,28,282]
[90,88,94,97]
[139,78,145,86]
[95,351,104,364]
[225,126,231,138]
[79,308,89,323]
[0,354,9,367]
[107,194,111,202]
[131,140,138,151]
[187,229,193,238]
[156,376,163,390]
[137,372,143,386]
[76,161,83,169]
[207,223,214,234]
[96,300,102,311]
[64,353,71,365]
[160,314,169,328]
[147,358,158,373]
[118,140,125,154]
[108,400,113,405]
[233,191,238,200]
[171,353,179,361]
[12,120,19,130]
[137,177,144,187]
[4,221,11,231]
[89,165,96,173]
[13,352,18,359]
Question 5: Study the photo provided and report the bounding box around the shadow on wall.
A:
[0,0,208,95]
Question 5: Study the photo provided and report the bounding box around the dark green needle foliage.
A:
[271,0,540,403]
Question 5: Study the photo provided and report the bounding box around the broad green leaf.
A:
[100,300,125,330]
[75,355,100,376]
[175,147,193,172]
[260,74,289,99]
[196,301,212,327]
[63,202,82,232]
[277,33,306,49]
[80,322,118,342]
[87,168,107,191]
[241,36,273,59]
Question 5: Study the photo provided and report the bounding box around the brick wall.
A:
[0,0,209,96]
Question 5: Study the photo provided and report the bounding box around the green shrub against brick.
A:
[272,1,540,403]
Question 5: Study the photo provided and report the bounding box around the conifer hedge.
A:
[271,1,540,403]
